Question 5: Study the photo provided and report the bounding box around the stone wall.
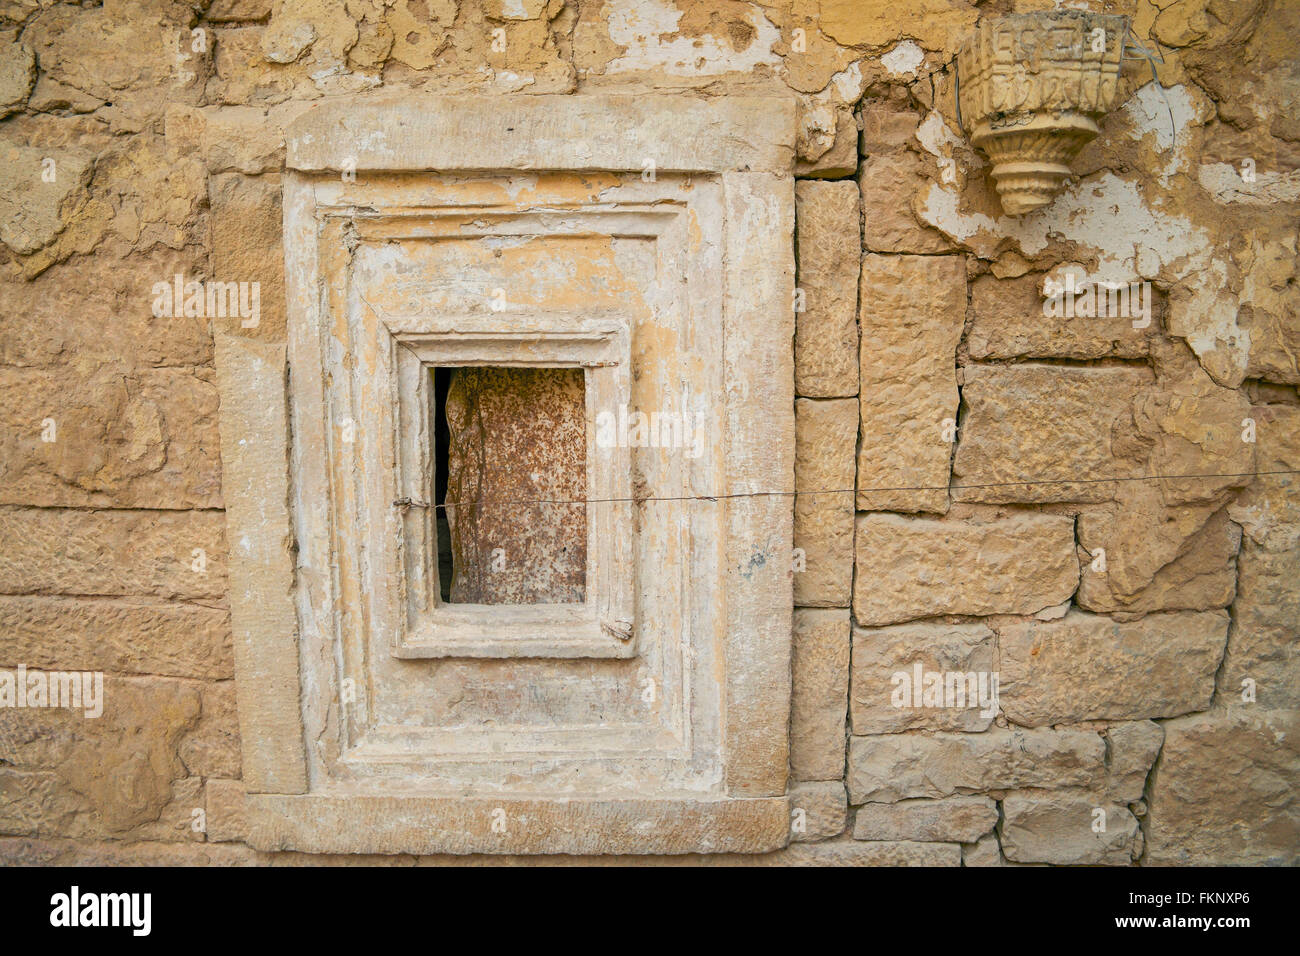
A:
[1,0,1297,865]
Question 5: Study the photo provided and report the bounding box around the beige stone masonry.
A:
[857,254,965,514]
[998,610,1229,726]
[952,364,1152,504]
[1145,707,1300,866]
[213,333,306,794]
[853,796,998,843]
[788,781,848,843]
[790,608,850,782]
[794,398,855,606]
[794,181,859,398]
[848,728,1107,803]
[850,620,996,733]
[853,513,1078,626]
[1001,794,1141,866]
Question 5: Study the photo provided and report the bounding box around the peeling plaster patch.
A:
[915,110,963,185]
[917,182,998,246]
[920,174,1207,283]
[1198,163,1300,206]
[605,0,781,76]
[1123,83,1206,185]
[919,171,1256,383]
[881,41,924,77]
[830,60,865,103]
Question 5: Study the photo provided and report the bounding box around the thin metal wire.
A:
[394,468,1300,512]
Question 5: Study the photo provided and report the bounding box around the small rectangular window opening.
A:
[432,366,588,606]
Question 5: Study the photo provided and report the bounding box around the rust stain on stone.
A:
[444,366,587,604]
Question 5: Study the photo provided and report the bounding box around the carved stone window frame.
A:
[215,94,797,855]
[390,310,633,659]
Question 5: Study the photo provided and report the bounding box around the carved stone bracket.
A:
[958,11,1127,215]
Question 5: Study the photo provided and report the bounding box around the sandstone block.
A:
[961,831,1006,866]
[998,610,1229,726]
[205,779,248,843]
[966,272,1152,360]
[0,595,232,680]
[789,781,848,842]
[0,248,214,370]
[0,365,222,509]
[736,839,961,867]
[1001,794,1141,865]
[210,172,287,342]
[1077,507,1240,617]
[853,513,1078,626]
[857,254,964,513]
[794,181,859,397]
[952,364,1151,503]
[1145,707,1300,865]
[794,107,858,179]
[850,620,996,733]
[0,31,36,118]
[853,795,998,843]
[794,398,855,606]
[1105,720,1165,803]
[856,102,955,254]
[847,728,1106,803]
[0,143,94,255]
[790,609,850,781]
[0,507,226,600]
[1222,405,1300,706]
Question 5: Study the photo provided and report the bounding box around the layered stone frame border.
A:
[389,307,634,660]
[214,95,798,855]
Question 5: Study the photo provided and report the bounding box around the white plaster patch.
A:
[919,170,1254,385]
[605,0,781,76]
[881,41,924,77]
[1198,162,1300,206]
[915,111,964,185]
[830,60,865,103]
[1123,83,1205,185]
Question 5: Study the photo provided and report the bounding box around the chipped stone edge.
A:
[285,94,797,174]
[213,333,309,794]
[245,795,792,856]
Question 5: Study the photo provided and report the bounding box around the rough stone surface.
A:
[853,513,1078,626]
[205,779,248,844]
[998,611,1230,726]
[953,364,1152,503]
[733,839,960,867]
[794,399,855,606]
[966,272,1154,361]
[1222,405,1300,707]
[789,781,847,843]
[961,831,1006,867]
[0,366,222,509]
[794,181,859,398]
[0,0,1295,868]
[857,254,964,513]
[1145,708,1300,866]
[1077,507,1240,617]
[853,796,998,843]
[445,367,587,604]
[1001,794,1142,866]
[850,621,996,733]
[0,595,232,680]
[857,97,956,254]
[0,141,96,257]
[0,507,226,600]
[1105,720,1166,804]
[790,609,849,782]
[847,728,1107,804]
